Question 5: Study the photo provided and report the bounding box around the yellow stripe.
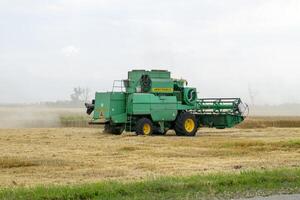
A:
[152,88,173,92]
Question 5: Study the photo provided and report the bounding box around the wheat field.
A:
[0,127,300,187]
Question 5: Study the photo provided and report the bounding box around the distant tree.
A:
[70,87,90,103]
[83,87,91,102]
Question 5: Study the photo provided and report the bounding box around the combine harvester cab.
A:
[85,70,248,136]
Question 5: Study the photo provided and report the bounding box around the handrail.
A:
[112,80,125,92]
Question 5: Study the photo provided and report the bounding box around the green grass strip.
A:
[1,168,300,200]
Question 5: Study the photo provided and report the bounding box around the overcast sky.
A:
[0,0,300,105]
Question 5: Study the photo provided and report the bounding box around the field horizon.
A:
[1,106,300,129]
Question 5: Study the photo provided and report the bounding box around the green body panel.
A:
[111,113,127,124]
[127,93,177,121]
[126,70,173,93]
[176,103,196,111]
[93,92,126,123]
[150,95,177,121]
[150,79,174,93]
[127,94,151,114]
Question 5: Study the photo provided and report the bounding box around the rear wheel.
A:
[104,124,124,135]
[136,118,153,135]
[175,112,197,136]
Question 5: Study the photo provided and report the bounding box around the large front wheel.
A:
[174,112,197,136]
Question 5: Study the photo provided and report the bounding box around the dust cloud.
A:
[0,106,60,128]
[0,106,83,128]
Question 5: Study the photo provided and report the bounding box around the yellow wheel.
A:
[175,112,197,136]
[136,118,153,135]
[184,118,195,132]
[143,123,151,135]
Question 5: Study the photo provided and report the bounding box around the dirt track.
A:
[0,127,300,187]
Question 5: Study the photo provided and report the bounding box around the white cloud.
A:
[61,45,80,57]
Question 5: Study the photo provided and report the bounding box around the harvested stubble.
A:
[0,127,300,187]
[0,157,38,168]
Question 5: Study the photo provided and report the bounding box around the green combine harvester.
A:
[85,70,248,136]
